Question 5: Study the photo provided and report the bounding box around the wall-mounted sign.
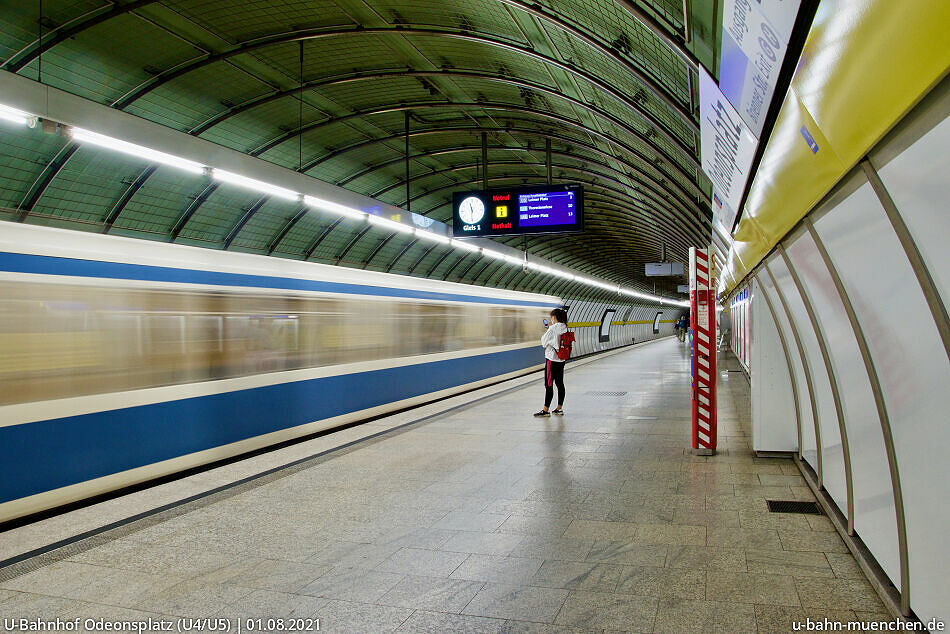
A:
[452,185,583,237]
[678,285,690,293]
[720,0,802,137]
[699,67,759,213]
[645,262,685,277]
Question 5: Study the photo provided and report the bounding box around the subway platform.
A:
[0,339,889,632]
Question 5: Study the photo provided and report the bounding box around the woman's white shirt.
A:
[541,322,568,361]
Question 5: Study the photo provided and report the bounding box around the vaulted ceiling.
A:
[0,0,716,296]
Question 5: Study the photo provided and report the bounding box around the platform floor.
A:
[0,338,890,632]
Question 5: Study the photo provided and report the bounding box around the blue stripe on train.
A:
[0,252,556,308]
[0,346,541,505]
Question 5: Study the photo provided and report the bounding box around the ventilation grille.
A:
[585,391,627,397]
[766,500,823,515]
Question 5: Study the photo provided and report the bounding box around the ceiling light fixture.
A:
[302,195,366,221]
[213,169,300,201]
[71,127,205,174]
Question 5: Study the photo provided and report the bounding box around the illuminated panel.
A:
[452,185,584,238]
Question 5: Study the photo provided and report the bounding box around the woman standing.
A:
[535,308,568,417]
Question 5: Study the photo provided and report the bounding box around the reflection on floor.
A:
[0,338,891,632]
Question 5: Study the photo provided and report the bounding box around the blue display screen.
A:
[452,185,584,238]
[518,191,577,227]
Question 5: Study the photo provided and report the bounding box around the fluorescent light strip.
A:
[367,214,415,234]
[71,128,205,174]
[450,239,480,253]
[416,230,450,244]
[302,195,366,221]
[213,169,300,201]
[0,104,32,126]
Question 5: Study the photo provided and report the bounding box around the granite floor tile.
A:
[561,520,640,541]
[635,523,705,546]
[745,548,835,578]
[653,597,756,633]
[376,574,484,613]
[705,571,800,606]
[510,537,593,562]
[200,558,331,592]
[441,531,526,556]
[297,567,404,603]
[529,560,623,593]
[553,590,657,632]
[615,566,705,599]
[824,552,866,579]
[753,605,859,633]
[671,509,740,527]
[495,515,574,537]
[779,530,850,554]
[706,526,782,550]
[216,589,326,619]
[462,583,569,623]
[737,510,813,531]
[374,547,469,577]
[304,541,402,569]
[665,545,747,571]
[450,554,544,585]
[585,540,669,567]
[433,511,510,532]
[395,610,508,633]
[804,515,836,532]
[794,577,885,611]
[133,579,254,616]
[316,599,413,633]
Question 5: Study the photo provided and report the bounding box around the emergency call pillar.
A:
[690,247,717,454]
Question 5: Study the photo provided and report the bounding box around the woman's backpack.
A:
[557,331,575,360]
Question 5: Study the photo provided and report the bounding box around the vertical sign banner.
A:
[699,68,759,213]
[720,0,802,137]
[690,247,717,454]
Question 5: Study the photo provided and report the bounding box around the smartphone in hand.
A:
[543,319,549,329]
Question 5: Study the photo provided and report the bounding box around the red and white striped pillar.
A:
[690,247,717,455]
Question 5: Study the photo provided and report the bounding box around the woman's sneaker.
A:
[551,408,564,415]
[533,410,551,417]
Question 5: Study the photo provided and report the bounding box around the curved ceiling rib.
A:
[115,26,696,136]
[253,100,698,183]
[339,144,690,213]
[193,66,694,161]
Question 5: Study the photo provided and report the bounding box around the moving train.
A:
[0,223,678,524]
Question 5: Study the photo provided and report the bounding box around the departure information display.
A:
[452,185,583,238]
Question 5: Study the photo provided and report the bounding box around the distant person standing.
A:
[535,308,568,417]
[677,314,688,341]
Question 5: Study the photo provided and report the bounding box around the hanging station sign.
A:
[452,184,584,238]
[699,67,759,213]
[720,0,803,137]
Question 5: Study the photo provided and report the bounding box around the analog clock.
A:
[458,196,485,224]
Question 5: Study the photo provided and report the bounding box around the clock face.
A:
[458,196,485,224]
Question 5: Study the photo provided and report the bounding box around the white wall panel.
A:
[877,113,950,314]
[786,229,900,586]
[759,266,817,465]
[813,179,950,628]
[769,254,848,513]
[750,277,799,452]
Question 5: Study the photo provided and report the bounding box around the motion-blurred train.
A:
[0,223,679,524]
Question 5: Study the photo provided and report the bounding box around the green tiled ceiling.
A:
[0,0,719,295]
